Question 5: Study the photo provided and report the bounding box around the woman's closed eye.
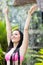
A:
[12,33,18,36]
[15,33,18,35]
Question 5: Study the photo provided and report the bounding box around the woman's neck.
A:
[13,42,18,48]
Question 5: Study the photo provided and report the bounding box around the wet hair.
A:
[5,29,23,65]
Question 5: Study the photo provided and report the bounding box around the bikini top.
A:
[5,48,24,62]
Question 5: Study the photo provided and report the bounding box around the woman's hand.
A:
[28,4,38,15]
[3,6,9,15]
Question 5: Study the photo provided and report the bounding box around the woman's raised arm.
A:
[24,4,38,30]
[4,7,12,46]
[20,4,38,56]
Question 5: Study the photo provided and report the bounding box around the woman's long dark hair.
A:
[5,30,23,65]
[7,29,23,51]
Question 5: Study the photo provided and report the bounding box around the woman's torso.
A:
[5,48,24,65]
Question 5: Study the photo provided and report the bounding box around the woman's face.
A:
[11,30,20,43]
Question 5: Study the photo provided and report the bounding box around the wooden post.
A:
[13,0,36,6]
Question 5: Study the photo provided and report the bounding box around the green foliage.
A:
[0,21,7,65]
[0,20,8,51]
[35,63,43,65]
[0,50,5,65]
[12,24,19,32]
[0,48,3,54]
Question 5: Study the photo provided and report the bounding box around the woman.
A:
[4,4,38,65]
